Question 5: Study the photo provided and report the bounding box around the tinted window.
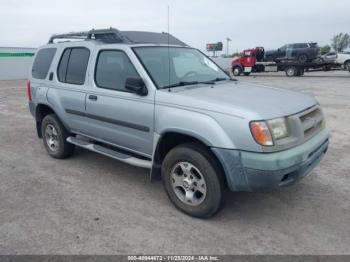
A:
[32,48,56,79]
[66,48,90,84]
[57,49,71,82]
[57,47,90,85]
[95,50,139,91]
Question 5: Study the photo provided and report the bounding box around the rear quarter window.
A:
[31,48,57,79]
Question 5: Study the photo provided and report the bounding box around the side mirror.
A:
[125,77,148,96]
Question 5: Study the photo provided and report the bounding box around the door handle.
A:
[88,95,98,101]
[49,72,54,81]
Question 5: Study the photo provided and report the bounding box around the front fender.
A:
[155,104,235,148]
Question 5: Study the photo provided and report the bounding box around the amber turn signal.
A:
[250,121,273,146]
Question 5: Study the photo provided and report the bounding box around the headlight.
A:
[250,121,273,146]
[250,118,289,146]
[267,117,289,139]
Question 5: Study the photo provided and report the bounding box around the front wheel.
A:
[162,143,223,218]
[232,66,242,76]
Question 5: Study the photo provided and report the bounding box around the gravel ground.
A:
[0,71,349,255]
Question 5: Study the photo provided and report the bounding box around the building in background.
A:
[0,47,36,80]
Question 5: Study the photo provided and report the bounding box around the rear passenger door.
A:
[84,49,154,156]
[47,46,91,132]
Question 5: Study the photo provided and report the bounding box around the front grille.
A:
[299,107,323,138]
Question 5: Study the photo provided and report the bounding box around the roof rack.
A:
[48,27,130,44]
[48,27,188,46]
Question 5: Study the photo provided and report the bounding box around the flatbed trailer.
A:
[232,47,336,77]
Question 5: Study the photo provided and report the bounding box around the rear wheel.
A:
[42,114,74,159]
[298,54,308,63]
[296,68,304,76]
[162,143,223,218]
[285,66,298,77]
[232,66,242,76]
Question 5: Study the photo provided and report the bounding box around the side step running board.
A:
[67,136,152,169]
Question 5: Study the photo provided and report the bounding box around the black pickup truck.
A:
[265,43,320,63]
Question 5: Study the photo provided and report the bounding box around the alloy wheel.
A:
[170,161,207,206]
[45,124,59,152]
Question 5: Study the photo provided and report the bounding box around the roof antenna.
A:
[167,5,171,92]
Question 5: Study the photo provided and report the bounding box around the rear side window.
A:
[32,48,56,79]
[95,50,139,91]
[57,47,90,85]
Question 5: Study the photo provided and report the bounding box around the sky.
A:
[0,0,349,54]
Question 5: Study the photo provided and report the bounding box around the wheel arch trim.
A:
[150,129,230,183]
[35,103,69,137]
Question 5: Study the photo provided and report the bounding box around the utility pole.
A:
[226,37,232,56]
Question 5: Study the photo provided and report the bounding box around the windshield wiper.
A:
[214,77,228,82]
[161,81,199,89]
[161,78,229,89]
[199,77,229,85]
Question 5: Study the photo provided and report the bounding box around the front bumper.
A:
[212,128,329,191]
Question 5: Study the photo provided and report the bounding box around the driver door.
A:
[84,49,155,156]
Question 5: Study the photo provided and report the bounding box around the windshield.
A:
[133,47,229,89]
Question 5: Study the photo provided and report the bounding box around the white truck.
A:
[336,52,350,71]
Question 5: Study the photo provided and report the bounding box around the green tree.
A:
[331,33,350,52]
[320,45,331,54]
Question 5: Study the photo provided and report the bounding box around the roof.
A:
[121,31,186,46]
[48,27,188,46]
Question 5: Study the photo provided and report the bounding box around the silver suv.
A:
[28,28,329,218]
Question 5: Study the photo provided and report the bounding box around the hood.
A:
[156,81,317,120]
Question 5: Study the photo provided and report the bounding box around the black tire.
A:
[243,72,251,76]
[285,66,298,77]
[298,54,308,63]
[296,68,304,76]
[323,65,331,71]
[232,66,242,76]
[41,114,74,159]
[162,143,223,218]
